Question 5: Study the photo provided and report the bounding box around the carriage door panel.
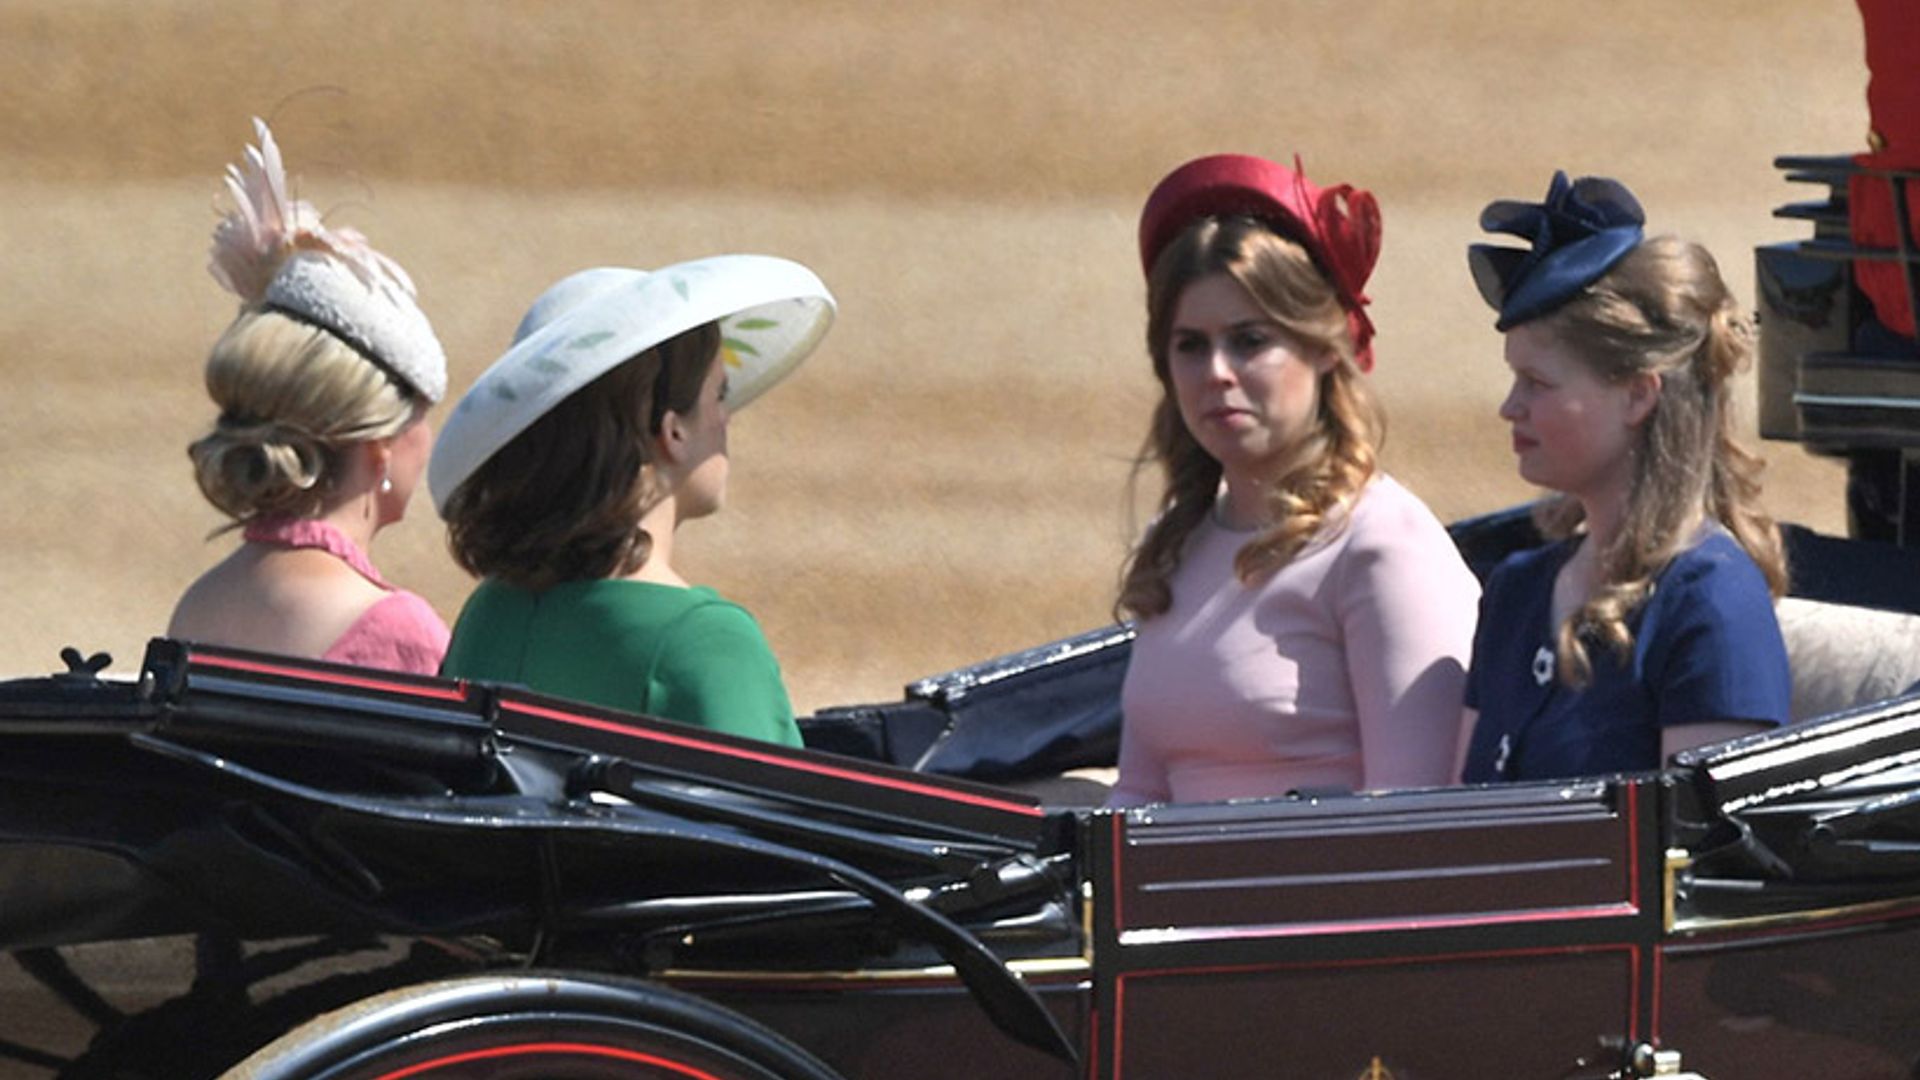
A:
[1095,781,1655,1080]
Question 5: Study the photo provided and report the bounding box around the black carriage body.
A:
[1756,154,1920,549]
[7,638,1920,1078]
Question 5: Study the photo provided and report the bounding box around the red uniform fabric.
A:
[1850,0,1920,337]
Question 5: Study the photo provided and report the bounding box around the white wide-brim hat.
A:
[429,254,835,516]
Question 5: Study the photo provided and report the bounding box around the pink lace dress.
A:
[243,518,451,676]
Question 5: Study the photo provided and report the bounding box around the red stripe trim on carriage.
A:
[1625,782,1641,908]
[1630,941,1643,1040]
[188,651,470,702]
[1088,1003,1102,1080]
[371,1041,724,1080]
[502,700,1044,817]
[1114,900,1640,944]
[1650,945,1662,1043]
[1627,783,1648,1043]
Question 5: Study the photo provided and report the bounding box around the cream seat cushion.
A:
[1777,596,1920,722]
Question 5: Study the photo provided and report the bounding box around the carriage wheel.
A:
[220,973,844,1080]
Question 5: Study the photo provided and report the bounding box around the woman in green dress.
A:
[429,257,835,745]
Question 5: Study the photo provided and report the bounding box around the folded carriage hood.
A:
[0,640,1080,1064]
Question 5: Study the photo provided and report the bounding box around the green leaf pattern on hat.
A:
[722,316,778,368]
[432,254,834,518]
[567,331,615,350]
[458,263,790,413]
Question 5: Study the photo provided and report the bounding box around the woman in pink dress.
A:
[1109,154,1480,807]
[167,120,450,675]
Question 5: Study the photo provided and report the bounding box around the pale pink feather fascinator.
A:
[207,118,447,403]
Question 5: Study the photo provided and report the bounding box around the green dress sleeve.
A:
[648,600,801,747]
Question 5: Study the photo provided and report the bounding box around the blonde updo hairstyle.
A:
[1118,216,1384,620]
[189,309,417,525]
[1533,235,1787,687]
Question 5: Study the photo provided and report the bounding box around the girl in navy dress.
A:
[1457,173,1790,783]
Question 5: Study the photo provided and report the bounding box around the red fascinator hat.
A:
[1137,153,1383,371]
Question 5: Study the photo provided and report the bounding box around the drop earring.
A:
[379,463,393,494]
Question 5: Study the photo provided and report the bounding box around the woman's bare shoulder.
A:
[168,547,388,656]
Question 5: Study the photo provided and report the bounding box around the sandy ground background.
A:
[0,1,1874,713]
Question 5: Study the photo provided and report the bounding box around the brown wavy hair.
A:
[189,310,419,526]
[1117,217,1384,620]
[442,322,721,590]
[1533,235,1787,688]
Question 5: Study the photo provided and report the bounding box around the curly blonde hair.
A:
[1117,217,1384,620]
[188,310,418,525]
[1533,235,1787,687]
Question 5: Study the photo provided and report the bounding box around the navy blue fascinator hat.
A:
[1469,171,1645,330]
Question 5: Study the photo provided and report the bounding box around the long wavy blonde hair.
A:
[1117,217,1384,620]
[1534,235,1787,687]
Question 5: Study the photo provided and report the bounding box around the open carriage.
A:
[5,160,1920,1080]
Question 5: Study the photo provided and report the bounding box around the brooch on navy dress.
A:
[1531,645,1555,686]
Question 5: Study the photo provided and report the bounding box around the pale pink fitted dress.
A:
[1110,475,1480,807]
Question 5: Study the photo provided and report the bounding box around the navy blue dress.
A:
[1461,531,1789,783]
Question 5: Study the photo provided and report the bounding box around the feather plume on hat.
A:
[205,118,448,402]
[209,118,411,302]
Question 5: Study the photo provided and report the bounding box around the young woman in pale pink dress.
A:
[167,120,450,674]
[1109,154,1480,807]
